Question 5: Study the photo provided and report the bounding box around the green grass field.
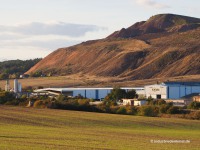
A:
[0,106,199,150]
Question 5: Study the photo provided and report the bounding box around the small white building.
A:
[122,99,135,106]
[122,99,146,106]
[134,100,146,106]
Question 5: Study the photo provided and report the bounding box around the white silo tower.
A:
[14,79,18,93]
[18,83,22,93]
[5,79,10,91]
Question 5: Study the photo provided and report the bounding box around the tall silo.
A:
[14,79,18,93]
[18,83,22,93]
[5,79,10,91]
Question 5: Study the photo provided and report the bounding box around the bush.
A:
[185,111,200,120]
[156,100,166,105]
[78,99,90,106]
[77,99,91,111]
[139,106,159,117]
[188,101,200,110]
[5,99,19,105]
[33,100,46,108]
[116,107,127,114]
[19,99,29,106]
[147,99,166,106]
[146,100,156,105]
[21,94,27,99]
[0,92,15,104]
[96,104,110,113]
[110,106,119,114]
[102,99,117,107]
[167,106,181,114]
[159,104,169,114]
[57,94,66,102]
[126,106,137,115]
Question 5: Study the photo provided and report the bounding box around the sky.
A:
[0,0,199,61]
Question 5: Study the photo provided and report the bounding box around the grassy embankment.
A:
[0,106,199,150]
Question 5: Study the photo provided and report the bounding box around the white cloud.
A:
[0,37,80,50]
[0,22,107,61]
[0,35,81,60]
[135,0,170,9]
[0,22,105,37]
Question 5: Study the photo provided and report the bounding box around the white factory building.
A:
[144,82,200,99]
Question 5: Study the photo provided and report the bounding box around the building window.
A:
[157,95,161,99]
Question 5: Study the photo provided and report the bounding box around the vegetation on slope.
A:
[0,58,42,79]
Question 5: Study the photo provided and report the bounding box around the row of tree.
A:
[105,87,138,100]
[0,58,41,79]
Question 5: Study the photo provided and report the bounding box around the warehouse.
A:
[145,82,200,99]
[33,82,200,100]
[34,87,144,100]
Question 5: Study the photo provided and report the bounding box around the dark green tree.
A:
[0,58,42,79]
[0,91,15,104]
[106,87,127,101]
[0,73,9,80]
[126,90,138,99]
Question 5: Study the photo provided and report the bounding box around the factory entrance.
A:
[156,94,161,99]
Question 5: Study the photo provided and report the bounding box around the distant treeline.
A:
[0,58,42,79]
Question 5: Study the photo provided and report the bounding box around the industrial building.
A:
[33,82,200,100]
[144,82,200,99]
[34,87,144,100]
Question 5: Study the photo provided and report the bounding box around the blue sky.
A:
[0,0,199,60]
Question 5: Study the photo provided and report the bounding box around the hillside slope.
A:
[107,14,200,39]
[26,14,200,80]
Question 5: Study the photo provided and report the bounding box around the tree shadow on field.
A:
[0,135,27,139]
